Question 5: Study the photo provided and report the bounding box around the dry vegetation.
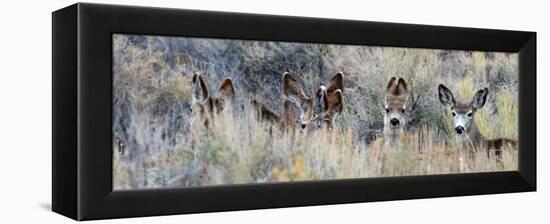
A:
[112,34,518,190]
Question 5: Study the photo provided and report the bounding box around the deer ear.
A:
[329,89,344,114]
[218,78,235,101]
[396,78,408,97]
[283,72,305,102]
[326,72,344,94]
[315,86,328,113]
[192,72,208,105]
[438,84,455,108]
[385,77,397,95]
[472,87,489,110]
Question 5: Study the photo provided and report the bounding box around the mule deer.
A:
[250,98,281,124]
[437,84,517,158]
[250,97,305,137]
[383,77,409,146]
[282,72,344,130]
[190,72,235,128]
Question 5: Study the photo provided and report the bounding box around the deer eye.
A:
[385,108,389,113]
[451,112,456,117]
[401,109,406,114]
[467,112,473,117]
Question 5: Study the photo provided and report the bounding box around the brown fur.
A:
[282,72,344,130]
[248,72,344,133]
[384,77,408,146]
[322,89,343,130]
[190,72,235,128]
[326,72,344,96]
[437,84,517,161]
[282,72,315,129]
[281,99,299,133]
[320,73,344,129]
[251,99,281,124]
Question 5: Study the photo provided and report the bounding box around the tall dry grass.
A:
[112,34,518,190]
[114,108,516,189]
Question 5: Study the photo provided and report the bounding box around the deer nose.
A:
[390,118,400,126]
[455,126,464,134]
[301,123,307,129]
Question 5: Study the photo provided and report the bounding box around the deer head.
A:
[313,72,344,130]
[282,72,315,129]
[190,72,235,127]
[384,77,408,135]
[438,84,489,143]
[282,72,344,130]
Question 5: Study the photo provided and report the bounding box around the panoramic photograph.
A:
[112,34,518,190]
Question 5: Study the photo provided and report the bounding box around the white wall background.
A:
[0,0,545,223]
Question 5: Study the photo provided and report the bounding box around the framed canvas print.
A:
[52,3,536,220]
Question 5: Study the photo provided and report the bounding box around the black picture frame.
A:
[52,3,536,221]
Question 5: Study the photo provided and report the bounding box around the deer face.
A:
[282,72,315,129]
[438,84,488,137]
[313,72,344,129]
[384,77,408,131]
[190,72,235,127]
[283,72,344,130]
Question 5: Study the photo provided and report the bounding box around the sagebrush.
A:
[112,34,518,190]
